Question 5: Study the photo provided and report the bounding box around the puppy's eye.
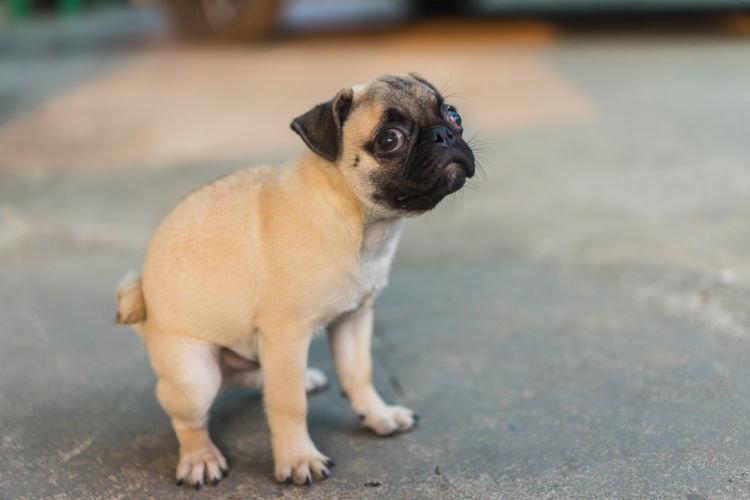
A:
[446,108,462,130]
[377,128,405,152]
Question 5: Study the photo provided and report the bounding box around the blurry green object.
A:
[58,0,84,15]
[8,0,32,20]
[7,0,121,20]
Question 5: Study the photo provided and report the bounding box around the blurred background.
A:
[2,1,750,498]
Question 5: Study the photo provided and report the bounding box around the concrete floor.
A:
[2,6,750,499]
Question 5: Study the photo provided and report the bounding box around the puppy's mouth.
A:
[393,157,475,208]
[442,160,473,193]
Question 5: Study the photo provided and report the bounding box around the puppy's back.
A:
[139,165,274,342]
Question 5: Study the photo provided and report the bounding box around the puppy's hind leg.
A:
[228,369,328,394]
[147,335,228,489]
[303,367,328,394]
[220,347,328,395]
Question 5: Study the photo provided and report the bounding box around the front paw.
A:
[175,440,228,489]
[360,403,419,436]
[274,443,334,486]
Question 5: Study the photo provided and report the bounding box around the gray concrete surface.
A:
[2,7,750,499]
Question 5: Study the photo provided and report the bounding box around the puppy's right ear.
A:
[291,88,353,163]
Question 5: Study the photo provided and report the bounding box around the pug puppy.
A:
[115,73,475,488]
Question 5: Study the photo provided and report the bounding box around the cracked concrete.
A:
[2,5,750,499]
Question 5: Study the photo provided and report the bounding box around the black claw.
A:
[322,469,329,479]
[221,468,229,478]
[305,475,312,487]
[358,413,366,420]
[194,482,202,491]
[176,479,184,486]
[285,476,292,486]
[326,459,336,468]
[389,428,401,437]
[212,477,220,486]
[413,414,420,422]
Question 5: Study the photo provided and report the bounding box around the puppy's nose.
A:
[429,126,455,147]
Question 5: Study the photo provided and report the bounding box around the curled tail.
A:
[115,270,147,325]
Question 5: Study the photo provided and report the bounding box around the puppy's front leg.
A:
[260,332,332,485]
[328,308,418,435]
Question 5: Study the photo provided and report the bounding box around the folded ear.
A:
[290,88,354,163]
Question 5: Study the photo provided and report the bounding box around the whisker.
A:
[442,91,467,103]
[468,141,491,149]
[466,123,490,144]
[439,73,456,97]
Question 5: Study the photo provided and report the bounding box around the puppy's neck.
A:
[359,216,404,262]
[291,150,364,223]
[293,150,404,262]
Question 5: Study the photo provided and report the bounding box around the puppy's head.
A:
[291,73,475,216]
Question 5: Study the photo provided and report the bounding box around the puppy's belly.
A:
[221,347,260,371]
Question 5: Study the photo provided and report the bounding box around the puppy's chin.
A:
[390,159,474,214]
[442,161,469,194]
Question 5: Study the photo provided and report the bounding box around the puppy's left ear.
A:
[291,88,354,163]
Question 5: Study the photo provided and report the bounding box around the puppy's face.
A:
[292,74,475,216]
